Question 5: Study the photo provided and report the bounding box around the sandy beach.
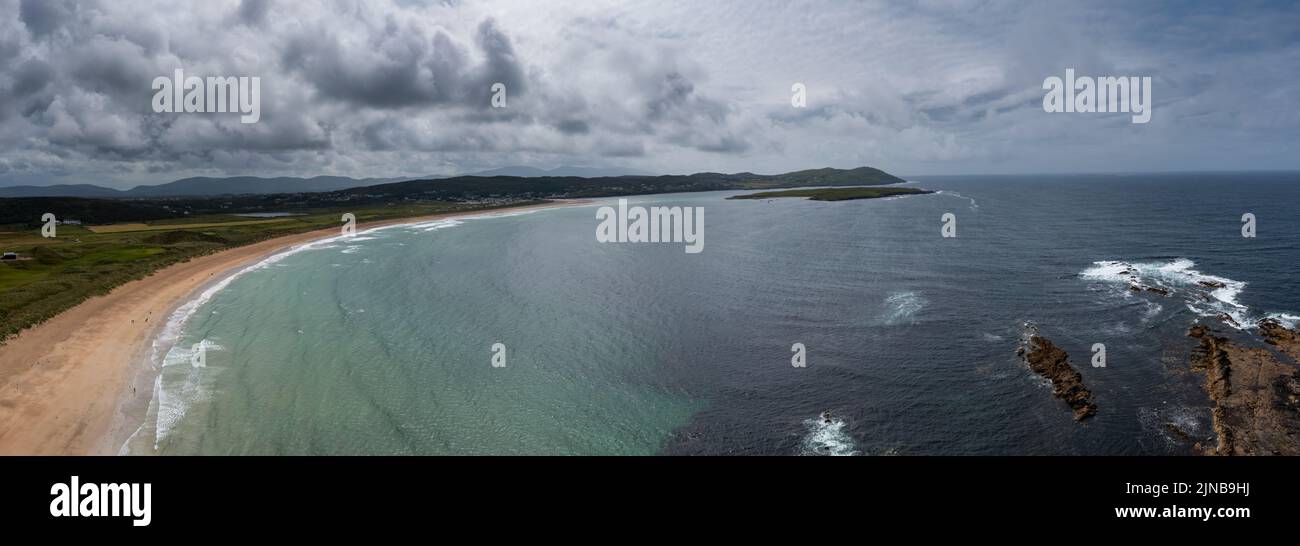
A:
[0,200,583,455]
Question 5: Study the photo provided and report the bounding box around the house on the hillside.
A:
[1,252,17,260]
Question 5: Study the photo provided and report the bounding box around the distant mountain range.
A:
[0,165,654,198]
[0,176,407,199]
[460,165,653,178]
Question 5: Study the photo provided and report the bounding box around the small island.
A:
[728,186,933,201]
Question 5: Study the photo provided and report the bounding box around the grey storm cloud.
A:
[1,0,1299,188]
[281,18,526,109]
[18,0,75,38]
[236,0,271,27]
[0,0,778,187]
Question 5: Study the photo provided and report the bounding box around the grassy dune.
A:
[0,200,543,343]
[84,219,294,233]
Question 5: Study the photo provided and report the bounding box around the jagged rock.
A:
[1216,313,1240,327]
[1165,422,1193,442]
[1259,318,1300,362]
[1022,335,1097,421]
[1187,323,1300,456]
[1199,280,1227,289]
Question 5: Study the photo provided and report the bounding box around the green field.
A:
[84,219,293,233]
[728,186,933,201]
[0,200,544,343]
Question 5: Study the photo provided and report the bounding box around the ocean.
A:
[122,173,1300,455]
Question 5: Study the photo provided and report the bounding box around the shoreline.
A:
[0,199,586,455]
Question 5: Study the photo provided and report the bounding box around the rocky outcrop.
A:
[1021,335,1098,421]
[1187,323,1300,456]
[1259,318,1300,362]
[1125,282,1169,296]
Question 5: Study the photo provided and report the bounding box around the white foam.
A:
[141,206,566,449]
[146,234,332,445]
[1080,260,1133,279]
[1142,300,1163,321]
[881,291,926,325]
[1264,313,1300,329]
[1079,258,1290,330]
[413,219,464,232]
[935,190,978,210]
[800,417,860,456]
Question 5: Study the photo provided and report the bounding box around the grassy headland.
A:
[728,186,932,201]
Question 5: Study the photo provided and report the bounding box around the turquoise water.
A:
[126,174,1300,455]
[130,207,704,455]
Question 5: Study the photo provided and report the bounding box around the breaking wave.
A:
[881,291,926,325]
[1078,258,1289,330]
[936,190,978,210]
[800,416,860,456]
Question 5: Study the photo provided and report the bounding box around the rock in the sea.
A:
[1187,323,1300,456]
[1198,280,1227,289]
[1022,335,1098,421]
[1144,286,1170,296]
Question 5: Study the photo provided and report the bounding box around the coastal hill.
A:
[339,166,906,200]
[0,175,407,199]
[729,186,931,201]
[0,167,907,225]
[0,165,649,198]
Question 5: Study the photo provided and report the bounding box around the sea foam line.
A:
[935,190,978,210]
[138,206,561,451]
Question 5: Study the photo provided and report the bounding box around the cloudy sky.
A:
[1,0,1298,188]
